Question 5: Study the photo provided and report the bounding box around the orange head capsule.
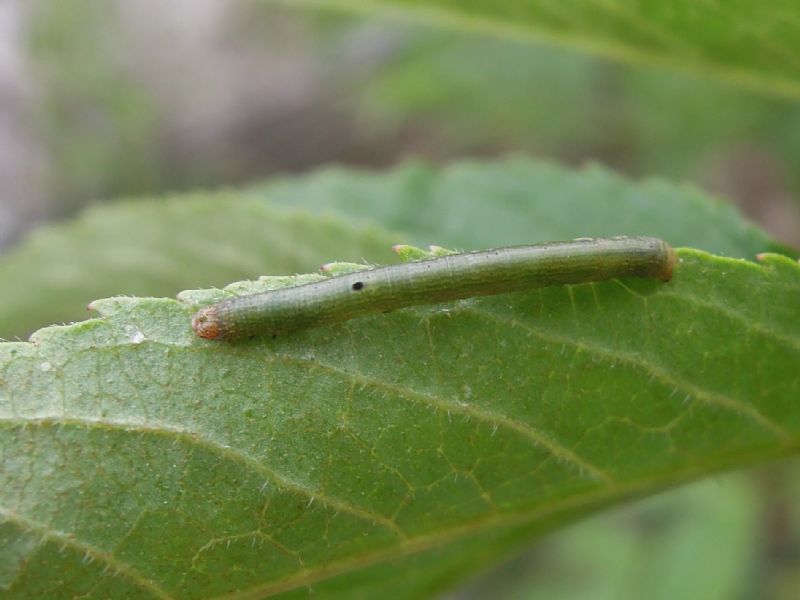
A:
[192,306,223,340]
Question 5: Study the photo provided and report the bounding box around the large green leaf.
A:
[294,0,800,99]
[2,160,799,596]
[250,158,790,256]
[2,244,799,598]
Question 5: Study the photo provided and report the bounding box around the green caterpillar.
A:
[192,236,676,341]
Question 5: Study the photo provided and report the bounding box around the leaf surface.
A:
[2,247,799,598]
[251,159,789,257]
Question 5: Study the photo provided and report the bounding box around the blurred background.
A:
[2,0,800,250]
[2,1,800,599]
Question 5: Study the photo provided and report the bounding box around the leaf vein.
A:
[0,505,175,600]
[659,290,800,351]
[272,353,613,484]
[0,417,406,539]
[468,307,789,441]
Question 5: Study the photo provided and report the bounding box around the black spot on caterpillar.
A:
[192,236,676,340]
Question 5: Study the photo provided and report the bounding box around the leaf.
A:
[0,194,399,340]
[2,158,797,595]
[250,158,791,257]
[295,0,800,99]
[2,246,799,598]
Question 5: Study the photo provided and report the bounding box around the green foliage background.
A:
[2,1,800,599]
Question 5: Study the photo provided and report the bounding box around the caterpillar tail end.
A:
[659,244,678,282]
[192,306,223,340]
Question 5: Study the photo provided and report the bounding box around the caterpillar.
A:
[192,236,676,341]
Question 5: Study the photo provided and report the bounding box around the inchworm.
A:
[192,236,676,340]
